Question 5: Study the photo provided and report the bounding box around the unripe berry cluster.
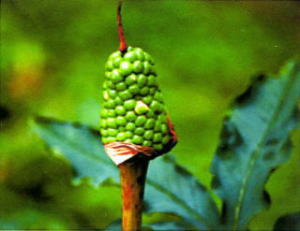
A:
[100,47,171,151]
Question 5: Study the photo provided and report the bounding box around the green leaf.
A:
[32,117,119,185]
[33,118,220,229]
[146,156,220,230]
[273,212,300,231]
[211,61,300,230]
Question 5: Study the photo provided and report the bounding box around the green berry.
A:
[137,74,147,87]
[117,132,126,141]
[116,116,126,126]
[153,143,163,151]
[107,109,116,117]
[133,61,143,73]
[116,82,127,91]
[144,130,154,140]
[124,99,136,110]
[128,84,139,94]
[124,52,137,62]
[135,115,147,126]
[161,123,168,134]
[144,62,151,74]
[135,127,145,135]
[125,74,137,85]
[120,61,133,76]
[140,87,149,96]
[126,122,136,131]
[107,118,117,128]
[125,131,133,138]
[145,118,155,129]
[108,90,117,98]
[108,128,118,136]
[119,90,132,100]
[111,69,122,83]
[162,136,170,145]
[135,101,149,114]
[125,111,137,121]
[116,106,126,115]
[101,129,108,137]
[132,135,143,145]
[143,140,152,147]
[153,133,162,143]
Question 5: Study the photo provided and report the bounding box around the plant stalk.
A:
[119,157,149,231]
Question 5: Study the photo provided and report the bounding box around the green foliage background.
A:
[1,0,299,229]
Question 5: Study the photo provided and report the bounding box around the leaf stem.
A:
[119,157,149,231]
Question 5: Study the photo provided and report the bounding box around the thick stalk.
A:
[119,157,149,231]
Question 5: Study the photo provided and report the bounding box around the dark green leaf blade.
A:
[211,61,300,230]
[33,118,220,229]
[146,156,220,230]
[273,212,300,231]
[32,117,119,185]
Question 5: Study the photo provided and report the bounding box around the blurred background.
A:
[1,0,299,229]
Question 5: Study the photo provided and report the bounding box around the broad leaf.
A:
[146,156,220,229]
[33,118,219,229]
[211,61,300,230]
[32,117,119,185]
[273,212,300,231]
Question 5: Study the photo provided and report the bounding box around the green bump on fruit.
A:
[113,57,122,67]
[107,109,116,117]
[153,143,163,151]
[100,47,174,150]
[107,118,117,128]
[132,135,143,145]
[115,105,126,115]
[144,130,154,140]
[143,140,152,147]
[137,74,147,87]
[101,129,108,137]
[126,122,135,131]
[119,90,132,100]
[153,133,162,143]
[117,132,126,141]
[124,99,136,110]
[128,84,139,95]
[143,62,151,74]
[135,115,147,126]
[116,82,126,91]
[133,61,144,73]
[124,52,137,62]
[111,69,122,83]
[161,123,168,134]
[116,116,126,126]
[120,61,133,76]
[135,127,144,135]
[125,111,137,121]
[135,101,149,114]
[125,131,133,138]
[145,118,155,129]
[140,87,149,96]
[162,136,170,145]
[108,128,118,136]
[108,90,117,98]
[150,100,161,112]
[125,74,137,85]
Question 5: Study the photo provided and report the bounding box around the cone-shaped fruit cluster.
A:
[100,47,172,152]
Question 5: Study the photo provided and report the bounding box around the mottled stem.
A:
[119,157,149,231]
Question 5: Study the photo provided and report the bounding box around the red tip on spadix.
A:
[117,0,128,52]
